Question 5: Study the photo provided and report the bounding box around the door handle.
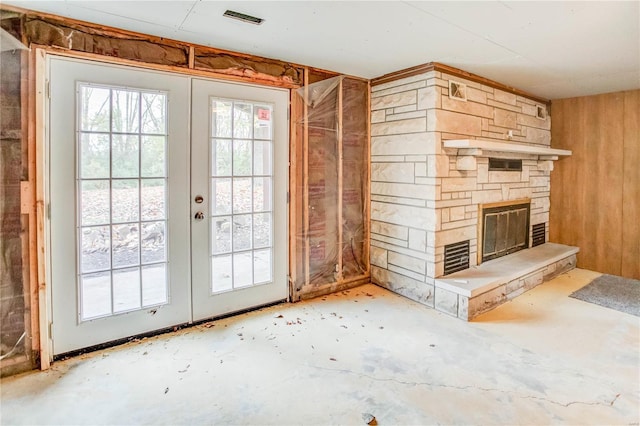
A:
[194,211,205,221]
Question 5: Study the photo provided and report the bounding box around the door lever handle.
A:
[194,211,205,221]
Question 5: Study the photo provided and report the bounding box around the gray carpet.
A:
[570,274,640,317]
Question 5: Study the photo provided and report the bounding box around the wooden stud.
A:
[188,46,195,69]
[364,80,371,275]
[337,78,344,282]
[33,48,50,369]
[19,47,34,365]
[297,274,371,301]
[303,68,310,291]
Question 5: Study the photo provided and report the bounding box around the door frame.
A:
[35,48,292,366]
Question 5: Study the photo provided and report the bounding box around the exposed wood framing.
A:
[188,46,195,69]
[302,69,311,295]
[20,47,33,365]
[0,4,372,369]
[364,80,371,276]
[371,62,550,106]
[297,275,371,301]
[33,48,49,368]
[337,78,344,282]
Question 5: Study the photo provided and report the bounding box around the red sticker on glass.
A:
[257,108,271,120]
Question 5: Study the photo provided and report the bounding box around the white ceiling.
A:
[4,1,640,99]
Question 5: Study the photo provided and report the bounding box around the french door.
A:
[190,79,288,321]
[48,57,288,355]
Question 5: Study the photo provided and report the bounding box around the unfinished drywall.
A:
[292,76,369,300]
[550,90,640,279]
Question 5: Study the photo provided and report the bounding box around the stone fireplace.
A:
[369,63,579,320]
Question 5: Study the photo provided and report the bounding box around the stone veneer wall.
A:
[369,68,553,306]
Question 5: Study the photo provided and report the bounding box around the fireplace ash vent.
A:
[444,240,470,275]
[532,223,546,247]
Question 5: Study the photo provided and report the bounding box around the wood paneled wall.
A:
[550,90,639,279]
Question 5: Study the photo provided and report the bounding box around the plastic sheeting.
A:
[293,76,368,296]
[0,46,30,371]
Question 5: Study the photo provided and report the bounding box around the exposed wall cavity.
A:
[292,76,370,300]
[1,13,34,376]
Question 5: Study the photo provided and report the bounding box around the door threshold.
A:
[53,299,288,362]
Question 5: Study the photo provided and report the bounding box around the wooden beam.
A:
[364,80,371,275]
[33,48,50,369]
[188,46,195,69]
[337,78,344,282]
[302,68,310,291]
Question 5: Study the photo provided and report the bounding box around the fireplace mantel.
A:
[444,139,572,158]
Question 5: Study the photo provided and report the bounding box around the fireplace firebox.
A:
[480,200,530,263]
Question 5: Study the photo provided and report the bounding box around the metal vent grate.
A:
[449,80,467,101]
[489,158,522,171]
[532,223,546,247]
[444,240,470,275]
[223,10,265,25]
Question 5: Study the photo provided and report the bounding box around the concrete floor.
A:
[1,268,639,425]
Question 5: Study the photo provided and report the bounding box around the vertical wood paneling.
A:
[551,90,639,279]
[622,91,640,278]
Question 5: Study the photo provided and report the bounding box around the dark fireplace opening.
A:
[481,201,530,262]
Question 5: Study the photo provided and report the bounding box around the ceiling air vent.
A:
[449,80,467,101]
[223,10,264,25]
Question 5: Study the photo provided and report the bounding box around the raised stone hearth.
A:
[434,242,578,320]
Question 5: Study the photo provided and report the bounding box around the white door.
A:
[49,57,191,354]
[190,79,289,321]
[48,57,289,355]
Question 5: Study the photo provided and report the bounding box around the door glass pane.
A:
[210,97,275,293]
[112,223,139,268]
[80,133,110,178]
[141,93,166,134]
[253,141,272,175]
[212,178,231,215]
[141,136,166,177]
[112,89,140,133]
[213,139,232,176]
[211,100,232,138]
[233,140,252,176]
[80,86,110,132]
[141,179,165,221]
[233,102,253,139]
[81,271,111,320]
[112,135,139,178]
[112,180,139,223]
[113,267,141,313]
[141,221,166,264]
[212,216,232,254]
[142,264,167,306]
[81,180,110,226]
[211,255,232,293]
[232,178,252,214]
[77,84,169,321]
